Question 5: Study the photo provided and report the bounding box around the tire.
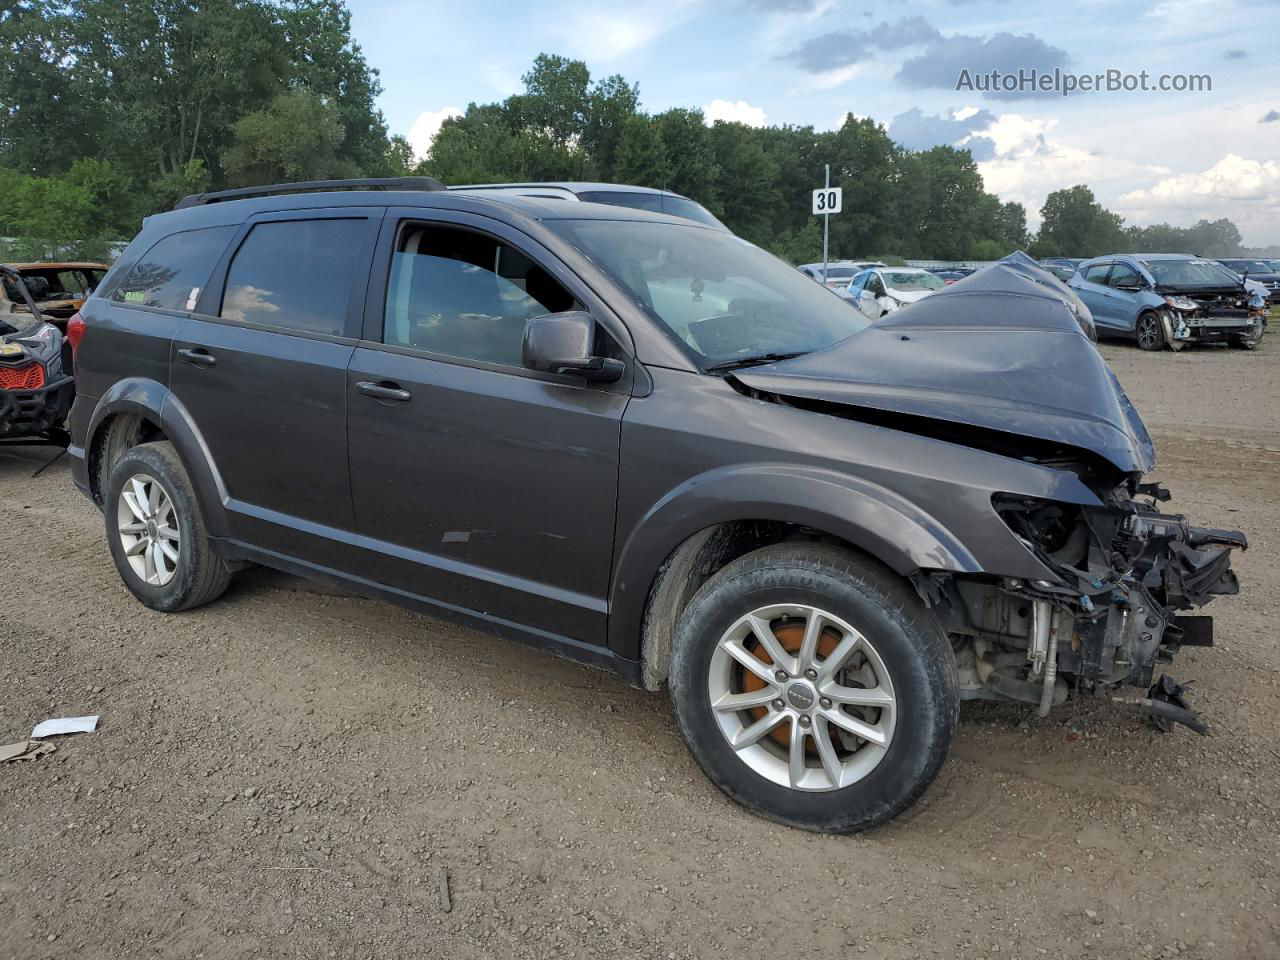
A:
[1136,311,1166,351]
[103,441,232,612]
[668,543,958,833]
[1231,326,1264,350]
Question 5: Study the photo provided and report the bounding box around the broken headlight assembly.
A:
[947,491,1248,733]
[1163,294,1199,312]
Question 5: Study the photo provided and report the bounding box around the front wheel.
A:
[668,544,958,832]
[1136,311,1167,351]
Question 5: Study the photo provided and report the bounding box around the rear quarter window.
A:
[113,226,236,311]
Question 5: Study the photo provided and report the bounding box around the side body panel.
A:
[344,207,632,644]
[606,368,1101,661]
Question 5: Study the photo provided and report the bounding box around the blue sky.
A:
[348,0,1280,243]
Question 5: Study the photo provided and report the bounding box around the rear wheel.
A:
[1136,311,1166,351]
[668,544,958,832]
[104,441,232,612]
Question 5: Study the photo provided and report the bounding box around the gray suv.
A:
[67,178,1244,832]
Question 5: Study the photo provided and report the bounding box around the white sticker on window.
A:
[186,287,200,311]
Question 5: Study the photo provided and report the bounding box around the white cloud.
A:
[1117,154,1280,234]
[553,1,707,62]
[970,113,1169,229]
[703,98,767,127]
[407,106,463,160]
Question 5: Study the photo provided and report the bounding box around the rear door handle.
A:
[356,380,412,403]
[177,347,217,367]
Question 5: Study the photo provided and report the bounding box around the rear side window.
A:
[113,226,235,311]
[220,219,365,336]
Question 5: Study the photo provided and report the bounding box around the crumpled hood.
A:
[737,287,1155,475]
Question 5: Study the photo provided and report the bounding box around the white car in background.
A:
[842,266,946,319]
[798,260,885,289]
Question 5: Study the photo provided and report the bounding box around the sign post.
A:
[811,167,842,284]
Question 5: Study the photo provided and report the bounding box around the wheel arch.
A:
[84,378,230,538]
[609,463,982,690]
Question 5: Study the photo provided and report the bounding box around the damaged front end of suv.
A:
[735,267,1244,734]
[953,483,1244,731]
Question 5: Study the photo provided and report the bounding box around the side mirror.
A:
[522,311,624,383]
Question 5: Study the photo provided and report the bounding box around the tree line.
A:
[0,7,1270,263]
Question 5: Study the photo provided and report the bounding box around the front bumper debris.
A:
[942,489,1245,729]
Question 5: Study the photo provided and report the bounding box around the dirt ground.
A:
[2,337,1279,960]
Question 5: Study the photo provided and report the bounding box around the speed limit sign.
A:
[812,186,842,215]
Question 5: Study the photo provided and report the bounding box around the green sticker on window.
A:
[123,291,146,303]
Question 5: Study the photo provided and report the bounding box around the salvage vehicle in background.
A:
[1038,257,1083,283]
[1217,258,1280,307]
[841,266,945,318]
[0,265,74,443]
[67,178,1245,833]
[944,251,1096,341]
[798,260,884,288]
[1,261,108,328]
[1070,253,1266,350]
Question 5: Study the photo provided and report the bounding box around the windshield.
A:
[883,271,945,293]
[818,267,856,281]
[1223,260,1273,275]
[1144,259,1242,287]
[550,219,870,366]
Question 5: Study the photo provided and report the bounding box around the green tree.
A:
[654,108,718,206]
[279,0,388,174]
[582,74,640,180]
[613,114,670,187]
[709,122,781,245]
[223,89,354,186]
[1033,185,1126,257]
[818,116,900,257]
[383,135,417,178]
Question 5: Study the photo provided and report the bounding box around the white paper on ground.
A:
[30,715,99,739]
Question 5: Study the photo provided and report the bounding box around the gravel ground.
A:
[2,338,1278,960]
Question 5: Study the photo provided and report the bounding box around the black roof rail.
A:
[174,177,446,210]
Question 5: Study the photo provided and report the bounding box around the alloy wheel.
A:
[707,604,897,792]
[1137,313,1161,350]
[116,473,181,586]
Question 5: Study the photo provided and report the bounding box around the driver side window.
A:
[1107,262,1142,289]
[866,274,886,297]
[383,223,581,366]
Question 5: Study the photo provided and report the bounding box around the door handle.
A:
[177,347,216,367]
[356,380,412,403]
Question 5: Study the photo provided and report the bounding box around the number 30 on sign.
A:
[812,187,842,215]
